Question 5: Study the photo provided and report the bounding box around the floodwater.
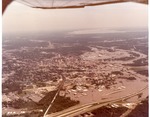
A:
[67,76,148,104]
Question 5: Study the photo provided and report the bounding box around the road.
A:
[43,75,66,117]
[45,85,148,117]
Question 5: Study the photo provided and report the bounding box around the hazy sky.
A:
[3,1,148,33]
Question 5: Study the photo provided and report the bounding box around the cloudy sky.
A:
[3,1,148,33]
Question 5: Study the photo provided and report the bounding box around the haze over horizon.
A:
[3,1,148,34]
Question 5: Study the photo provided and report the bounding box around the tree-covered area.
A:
[38,90,79,114]
[135,70,148,77]
[91,106,128,117]
[127,97,148,117]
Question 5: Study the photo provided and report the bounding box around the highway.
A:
[45,85,148,117]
